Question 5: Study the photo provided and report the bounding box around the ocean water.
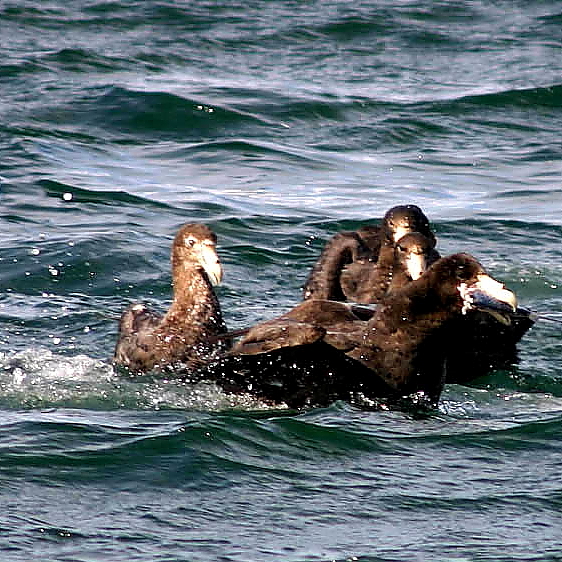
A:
[1,1,562,560]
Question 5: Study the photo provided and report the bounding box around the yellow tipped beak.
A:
[474,274,517,312]
[200,245,223,286]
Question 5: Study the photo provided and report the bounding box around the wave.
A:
[433,84,562,111]
[0,60,45,79]
[2,376,562,476]
[150,138,333,170]
[43,48,129,72]
[20,79,562,154]
[0,5,61,21]
[64,86,289,139]
[38,178,174,208]
[18,81,450,145]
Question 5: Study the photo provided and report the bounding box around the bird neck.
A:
[305,236,361,300]
[376,274,457,335]
[358,241,395,303]
[375,240,396,280]
[165,264,219,325]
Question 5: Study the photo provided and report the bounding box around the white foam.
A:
[0,347,278,412]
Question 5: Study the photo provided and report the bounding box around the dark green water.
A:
[1,1,562,560]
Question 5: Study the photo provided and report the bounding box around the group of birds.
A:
[113,205,534,410]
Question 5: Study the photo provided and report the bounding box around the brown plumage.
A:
[203,254,518,409]
[340,231,441,303]
[113,223,228,374]
[302,204,437,302]
[302,205,533,383]
[302,230,374,301]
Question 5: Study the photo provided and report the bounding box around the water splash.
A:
[0,347,279,412]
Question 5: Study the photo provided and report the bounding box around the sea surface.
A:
[1,1,562,561]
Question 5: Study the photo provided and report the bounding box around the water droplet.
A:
[13,368,25,385]
[63,192,73,201]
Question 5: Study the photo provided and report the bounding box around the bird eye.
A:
[185,236,196,247]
